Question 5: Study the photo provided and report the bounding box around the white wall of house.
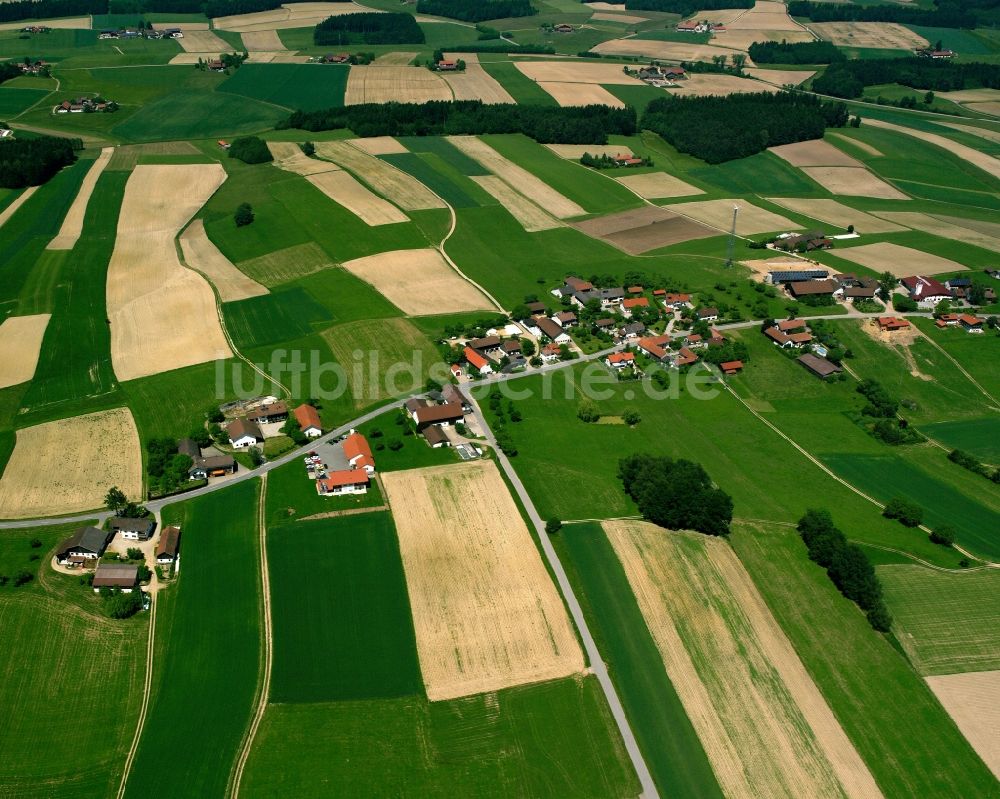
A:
[230,434,258,448]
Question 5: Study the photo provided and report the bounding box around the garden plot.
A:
[615,171,703,199]
[676,73,780,96]
[926,671,1000,781]
[176,29,232,53]
[47,148,113,250]
[179,219,269,302]
[383,461,585,701]
[0,314,50,389]
[812,21,927,50]
[864,118,1000,182]
[871,212,1000,254]
[470,175,561,232]
[826,241,966,277]
[344,66,452,105]
[447,135,585,218]
[341,248,493,315]
[349,136,408,155]
[0,407,142,518]
[241,30,286,51]
[801,167,908,199]
[770,139,863,167]
[513,61,645,86]
[0,186,37,229]
[439,54,514,104]
[537,82,624,107]
[768,198,907,234]
[306,171,408,226]
[606,521,883,799]
[267,141,339,176]
[667,198,799,234]
[313,141,445,210]
[238,242,333,285]
[106,164,233,381]
[745,68,815,87]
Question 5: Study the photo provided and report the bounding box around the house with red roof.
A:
[673,347,699,367]
[662,292,692,309]
[540,342,562,363]
[720,360,743,375]
[637,334,671,362]
[343,432,375,473]
[464,345,493,375]
[959,313,984,333]
[605,352,635,369]
[902,275,950,304]
[316,469,370,496]
[293,403,323,438]
[876,317,910,332]
[620,297,650,318]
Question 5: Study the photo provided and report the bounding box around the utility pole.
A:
[725,204,740,268]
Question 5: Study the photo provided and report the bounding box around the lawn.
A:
[878,564,1000,675]
[911,318,1000,403]
[356,409,459,471]
[265,455,385,526]
[730,521,997,798]
[917,417,1000,462]
[0,86,50,115]
[224,286,333,350]
[267,512,422,702]
[219,63,347,111]
[242,676,640,797]
[123,480,262,799]
[560,523,722,799]
[478,60,559,105]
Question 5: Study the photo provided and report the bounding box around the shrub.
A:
[234,202,254,227]
[577,399,600,423]
[545,518,562,535]
[29,537,41,548]
[929,525,956,547]
[105,588,142,619]
[13,569,33,587]
[126,547,144,561]
[883,497,923,527]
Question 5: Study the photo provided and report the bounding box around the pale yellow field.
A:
[384,461,584,701]
[800,166,908,199]
[0,186,37,230]
[667,198,799,234]
[770,139,863,167]
[470,175,561,232]
[0,408,142,519]
[106,165,233,381]
[238,242,333,285]
[768,198,907,233]
[106,141,200,171]
[340,248,493,315]
[812,21,927,49]
[514,60,645,85]
[714,29,813,52]
[871,212,1000,254]
[865,118,1000,181]
[940,88,1000,104]
[348,136,408,155]
[0,314,50,389]
[606,521,883,799]
[0,17,89,30]
[439,58,515,104]
[373,51,416,65]
[213,1,377,31]
[306,170,409,226]
[926,671,1000,781]
[176,29,231,53]
[616,171,704,199]
[313,140,445,210]
[538,81,624,107]
[828,241,967,277]
[345,65,452,105]
[827,131,883,156]
[688,7,744,24]
[447,135,586,218]
[47,147,113,250]
[152,20,209,30]
[745,67,815,86]
[179,219,269,302]
[267,140,339,176]
[241,30,285,50]
[169,53,217,65]
[966,102,1000,117]
[676,72,780,96]
[590,39,749,63]
[545,143,631,159]
[585,1,627,10]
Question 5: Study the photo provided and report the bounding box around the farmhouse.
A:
[606,352,635,369]
[293,403,323,438]
[959,313,984,333]
[535,316,572,344]
[540,342,562,362]
[553,23,574,32]
[227,418,263,448]
[936,313,959,327]
[720,360,743,375]
[902,275,950,305]
[317,469,370,496]
[437,60,457,71]
[56,526,112,566]
[92,563,139,592]
[464,346,493,375]
[594,318,615,331]
[637,334,671,362]
[110,517,155,541]
[843,283,879,302]
[798,353,843,380]
[765,324,813,349]
[525,301,547,314]
[156,527,181,565]
[189,455,236,480]
[620,297,650,318]
[696,307,719,322]
[501,339,522,357]
[662,292,692,309]
[790,279,839,299]
[877,317,911,332]
[620,321,645,339]
[777,318,807,332]
[468,335,502,354]
[442,382,472,412]
[553,310,577,327]
[673,347,699,367]
[323,53,350,63]
[343,432,375,473]
[422,425,450,448]
[414,403,464,430]
[774,232,832,253]
[246,401,288,424]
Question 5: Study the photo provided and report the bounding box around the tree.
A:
[883,497,923,527]
[623,409,641,426]
[934,298,952,317]
[924,90,935,104]
[969,282,986,306]
[234,202,254,227]
[929,525,956,547]
[877,271,897,300]
[14,569,33,587]
[545,518,562,535]
[893,294,917,312]
[105,486,127,514]
[300,140,315,156]
[228,135,272,164]
[29,538,41,548]
[126,547,143,561]
[388,439,404,451]
[249,446,264,467]
[577,399,600,423]
[207,406,225,423]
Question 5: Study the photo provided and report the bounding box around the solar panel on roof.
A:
[770,270,829,282]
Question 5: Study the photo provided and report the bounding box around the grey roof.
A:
[422,425,449,446]
[57,526,110,557]
[798,353,842,377]
[93,563,139,588]
[110,517,154,533]
[600,287,625,300]
[177,438,201,459]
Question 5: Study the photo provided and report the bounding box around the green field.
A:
[242,677,641,797]
[219,64,347,111]
[917,417,1000,462]
[265,455,385,526]
[911,318,1000,403]
[561,523,722,799]
[295,265,403,323]
[879,564,1000,675]
[479,60,559,105]
[0,86,50,115]
[382,151,487,208]
[268,512,421,702]
[224,286,332,350]
[731,521,998,798]
[124,480,261,798]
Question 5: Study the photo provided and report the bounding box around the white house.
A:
[227,418,263,448]
[293,403,323,438]
[317,469,369,496]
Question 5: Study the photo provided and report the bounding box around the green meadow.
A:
[917,417,1000,462]
[264,456,384,526]
[219,64,348,111]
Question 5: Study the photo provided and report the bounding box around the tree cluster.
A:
[314,12,424,46]
[786,1,976,29]
[146,438,193,496]
[104,486,147,518]
[433,41,553,55]
[281,100,637,144]
[0,134,78,189]
[640,91,847,164]
[856,378,921,445]
[487,387,519,456]
[798,509,892,632]
[813,58,1000,100]
[625,0,750,13]
[102,587,142,618]
[618,453,733,536]
[882,497,923,528]
[579,151,652,169]
[202,0,348,18]
[228,135,272,164]
[948,448,1000,483]
[234,202,254,226]
[0,63,22,85]
[747,40,844,65]
[416,0,534,23]
[0,0,104,23]
[702,339,749,367]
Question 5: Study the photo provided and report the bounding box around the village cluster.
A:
[97,26,184,40]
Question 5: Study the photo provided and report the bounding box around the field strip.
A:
[177,29,232,53]
[229,476,272,799]
[0,313,50,389]
[935,121,1000,145]
[538,82,625,108]
[910,327,999,409]
[827,132,882,157]
[826,241,966,277]
[926,670,1000,780]
[0,185,38,229]
[306,170,409,226]
[616,172,704,200]
[770,140,863,168]
[440,53,515,103]
[348,136,407,155]
[864,118,1000,182]
[47,147,113,250]
[768,198,907,234]
[869,211,1000,254]
[605,521,882,799]
[266,141,339,176]
[0,16,90,30]
[241,30,285,51]
[800,167,909,200]
[344,65,452,105]
[447,135,585,218]
[470,175,561,231]
[179,219,269,302]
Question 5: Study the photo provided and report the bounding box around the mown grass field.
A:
[0,86,50,115]
[911,318,1000,403]
[242,677,640,798]
[224,286,332,350]
[879,564,1000,675]
[268,512,421,702]
[730,521,998,798]
[478,60,559,105]
[124,480,262,799]
[219,64,347,111]
[560,523,722,799]
[113,89,286,142]
[917,417,1000,462]
[382,152,487,209]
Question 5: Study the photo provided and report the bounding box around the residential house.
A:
[442,382,472,412]
[676,19,701,32]
[662,292,692,309]
[902,275,950,305]
[606,352,635,369]
[317,469,370,496]
[228,418,263,448]
[535,316,572,344]
[553,310,577,327]
[637,334,671,362]
[414,403,464,430]
[620,321,645,339]
[627,285,644,296]
[343,432,375,473]
[936,313,960,328]
[696,307,719,322]
[405,397,430,419]
[959,313,984,333]
[620,297,650,318]
[422,425,450,448]
[293,403,323,438]
[614,153,644,167]
[765,325,813,349]
[437,60,457,71]
[92,563,139,593]
[720,360,743,375]
[877,317,910,332]
[564,276,594,293]
[673,347,698,367]
[110,517,155,541]
[189,455,236,480]
[156,527,181,565]
[844,283,879,302]
[776,318,806,332]
[540,342,562,362]
[594,318,615,332]
[247,401,288,424]
[683,332,705,349]
[798,353,843,380]
[56,526,112,566]
[464,346,493,375]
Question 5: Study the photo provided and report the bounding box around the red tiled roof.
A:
[318,470,370,490]
[777,318,805,331]
[902,275,949,299]
[877,317,910,330]
[638,334,670,360]
[959,314,984,326]
[675,347,698,366]
[464,346,489,370]
[622,297,650,309]
[608,352,635,365]
[721,360,743,372]
[293,403,322,431]
[343,433,373,470]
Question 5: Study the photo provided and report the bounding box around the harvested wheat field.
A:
[373,51,416,65]
[514,60,644,86]
[573,205,674,237]
[715,28,812,52]
[0,186,37,230]
[813,21,927,49]
[179,219,268,302]
[677,73,779,96]
[585,1,627,10]
[439,55,514,103]
[827,132,883,157]
[745,67,815,87]
[0,314,50,389]
[384,461,584,701]
[936,88,1000,104]
[306,170,408,226]
[348,136,408,155]
[106,165,233,381]
[829,241,966,277]
[801,167,908,199]
[0,16,89,30]
[545,143,630,159]
[345,65,451,105]
[214,1,377,31]
[241,29,285,50]
[267,141,338,176]
[177,29,232,53]
[169,52,218,65]
[0,408,142,519]
[768,198,907,233]
[314,140,444,210]
[447,135,585,218]
[471,175,560,232]
[47,147,113,250]
[590,39,750,63]
[238,241,333,285]
[865,118,1000,181]
[573,205,716,253]
[871,212,1000,255]
[106,141,200,171]
[934,213,1000,238]
[770,139,863,167]
[538,81,624,107]
[341,248,493,315]
[668,198,799,234]
[965,102,1000,117]
[926,671,1000,781]
[616,171,704,199]
[606,521,883,799]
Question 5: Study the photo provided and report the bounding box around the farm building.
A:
[902,276,950,304]
[697,307,719,322]
[317,469,370,496]
[414,403,464,430]
[553,311,577,327]
[468,335,502,353]
[534,316,572,344]
[56,526,112,566]
[293,404,323,438]
[343,432,375,473]
[721,360,743,375]
[501,339,522,357]
[464,346,493,375]
[110,517,155,541]
[765,326,813,349]
[228,418,263,448]
[442,383,472,412]
[877,317,911,332]
[637,334,671,362]
[92,563,139,592]
[767,269,829,285]
[189,455,236,480]
[422,425,451,448]
[798,353,843,380]
[673,347,699,367]
[156,527,181,565]
[606,352,635,369]
[789,280,838,299]
[247,401,288,424]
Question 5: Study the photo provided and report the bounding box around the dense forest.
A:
[416,0,534,23]
[813,57,1000,98]
[314,12,424,46]
[641,92,848,163]
[625,0,750,13]
[787,0,976,29]
[0,135,78,189]
[0,63,22,85]
[281,100,636,143]
[747,40,844,65]
[0,0,104,23]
